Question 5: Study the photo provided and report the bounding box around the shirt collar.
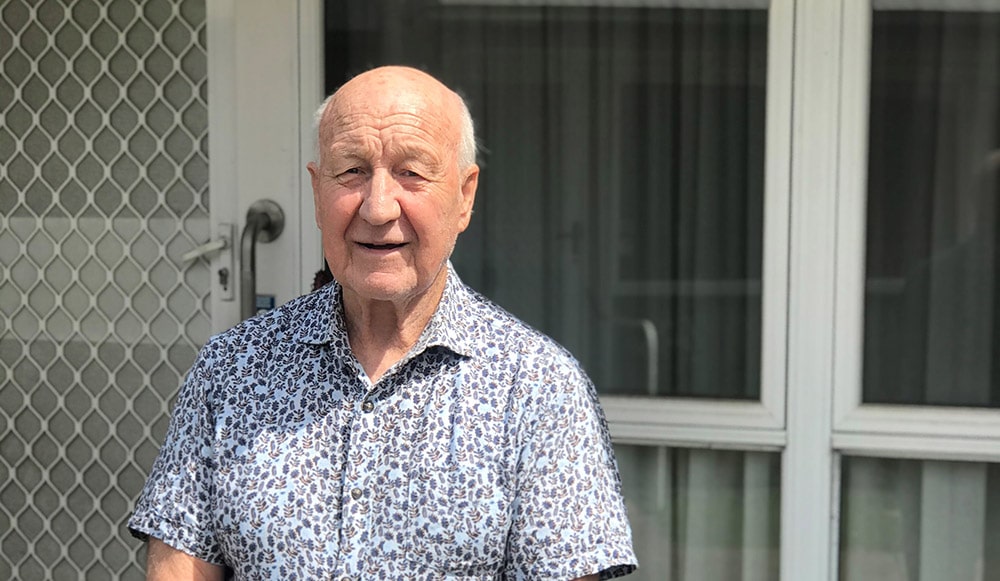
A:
[409,263,475,359]
[289,263,476,359]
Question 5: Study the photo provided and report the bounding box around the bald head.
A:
[315,66,477,170]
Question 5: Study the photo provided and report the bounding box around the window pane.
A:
[863,9,1000,406]
[324,1,767,399]
[616,445,780,580]
[839,456,1000,580]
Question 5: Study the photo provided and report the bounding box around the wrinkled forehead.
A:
[319,82,460,160]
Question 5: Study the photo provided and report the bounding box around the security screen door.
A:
[3,0,313,578]
[1,1,210,579]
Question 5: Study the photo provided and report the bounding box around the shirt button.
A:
[361,401,374,413]
[350,487,363,500]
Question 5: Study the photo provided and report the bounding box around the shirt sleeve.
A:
[127,342,225,565]
[504,360,638,580]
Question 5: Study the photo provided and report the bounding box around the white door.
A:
[205,0,323,332]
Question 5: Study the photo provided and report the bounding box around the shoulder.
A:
[210,285,333,344]
[194,284,336,371]
[459,284,582,371]
[454,284,593,411]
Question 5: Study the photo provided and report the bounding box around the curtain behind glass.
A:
[617,445,780,581]
[610,10,765,398]
[323,2,766,399]
[840,456,1000,581]
[322,4,773,579]
[863,9,1000,407]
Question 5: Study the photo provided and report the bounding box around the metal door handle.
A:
[240,199,284,319]
[181,238,229,262]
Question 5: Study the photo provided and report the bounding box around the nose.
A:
[358,169,401,225]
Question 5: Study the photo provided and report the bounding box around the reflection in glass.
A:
[616,445,780,580]
[839,456,1000,581]
[863,9,1000,407]
[324,1,767,398]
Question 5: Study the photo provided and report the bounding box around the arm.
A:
[504,361,637,579]
[130,347,226,574]
[146,537,224,581]
[573,576,599,581]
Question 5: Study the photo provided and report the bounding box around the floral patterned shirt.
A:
[129,267,637,580]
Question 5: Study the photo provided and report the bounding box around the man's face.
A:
[308,70,478,307]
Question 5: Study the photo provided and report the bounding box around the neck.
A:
[341,274,447,383]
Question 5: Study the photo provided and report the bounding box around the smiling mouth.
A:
[359,242,406,250]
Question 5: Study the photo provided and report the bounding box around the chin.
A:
[337,262,448,306]
[351,273,422,303]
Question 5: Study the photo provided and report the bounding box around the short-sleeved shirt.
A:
[128,267,637,580]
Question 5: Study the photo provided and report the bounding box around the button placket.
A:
[337,393,380,576]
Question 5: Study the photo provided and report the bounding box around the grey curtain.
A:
[325,2,766,400]
[863,9,1000,407]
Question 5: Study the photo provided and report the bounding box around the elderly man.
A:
[129,66,636,580]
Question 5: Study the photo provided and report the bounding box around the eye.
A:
[397,166,428,180]
[333,167,366,184]
[335,166,365,180]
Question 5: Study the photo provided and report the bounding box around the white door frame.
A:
[206,0,323,333]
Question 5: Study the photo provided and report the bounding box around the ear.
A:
[456,164,479,232]
[307,161,323,229]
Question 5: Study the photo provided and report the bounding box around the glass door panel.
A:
[863,8,1000,407]
[323,0,768,399]
[617,444,781,581]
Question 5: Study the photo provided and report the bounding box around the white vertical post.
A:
[209,0,305,331]
[207,0,240,331]
[781,0,844,579]
[298,0,324,293]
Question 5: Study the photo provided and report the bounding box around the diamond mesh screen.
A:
[0,0,209,578]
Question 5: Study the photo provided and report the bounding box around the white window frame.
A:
[293,0,794,452]
[603,0,794,452]
[293,0,802,569]
[298,0,324,281]
[832,0,1000,465]
[780,1,844,578]
[828,1,1000,580]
